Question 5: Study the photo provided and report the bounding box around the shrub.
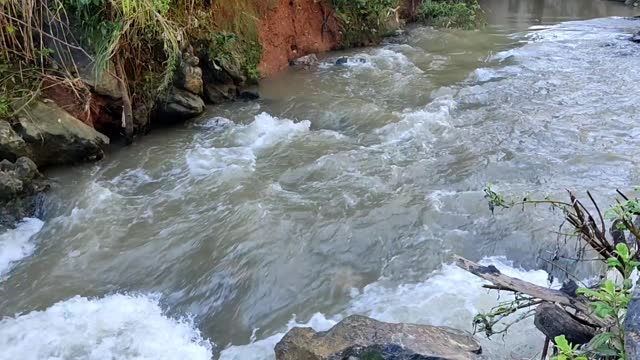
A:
[417,0,482,29]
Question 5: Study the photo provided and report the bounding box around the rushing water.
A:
[1,1,640,359]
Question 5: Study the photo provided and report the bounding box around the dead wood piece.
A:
[454,256,607,328]
[535,303,597,346]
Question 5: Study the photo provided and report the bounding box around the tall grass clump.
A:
[0,0,184,140]
[330,0,401,47]
[417,0,482,29]
[0,0,83,118]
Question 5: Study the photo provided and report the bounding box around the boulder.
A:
[0,120,30,161]
[632,31,640,43]
[13,101,109,167]
[158,87,205,121]
[274,315,482,360]
[175,54,204,95]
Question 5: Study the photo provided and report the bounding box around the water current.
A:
[1,0,640,359]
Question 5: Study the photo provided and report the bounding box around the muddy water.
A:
[1,1,640,359]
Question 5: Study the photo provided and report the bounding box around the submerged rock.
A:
[274,315,482,360]
[204,83,238,105]
[239,87,260,101]
[632,31,640,43]
[13,101,109,167]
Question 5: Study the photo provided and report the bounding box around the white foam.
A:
[187,146,256,178]
[0,218,44,279]
[220,257,554,359]
[323,48,422,74]
[186,113,310,178]
[375,97,456,144]
[0,294,213,360]
[233,112,311,151]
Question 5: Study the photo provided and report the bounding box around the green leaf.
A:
[608,258,623,270]
[616,243,630,261]
[554,335,571,352]
[589,332,614,350]
[593,301,614,319]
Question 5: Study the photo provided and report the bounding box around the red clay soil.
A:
[257,0,341,77]
[42,82,119,137]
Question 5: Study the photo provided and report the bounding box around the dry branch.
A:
[454,256,608,328]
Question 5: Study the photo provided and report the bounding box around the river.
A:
[1,0,639,359]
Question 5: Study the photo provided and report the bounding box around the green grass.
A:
[417,0,482,29]
[330,0,400,47]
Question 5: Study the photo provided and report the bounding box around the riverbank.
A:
[1,1,640,359]
[0,0,407,227]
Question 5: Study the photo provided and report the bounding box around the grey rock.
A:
[159,87,205,121]
[0,159,15,172]
[290,54,319,67]
[175,55,204,95]
[275,315,482,360]
[204,83,237,105]
[0,120,30,161]
[239,87,260,101]
[0,157,48,228]
[14,157,39,181]
[184,53,200,67]
[0,172,23,201]
[333,344,451,360]
[13,101,110,167]
[632,31,640,43]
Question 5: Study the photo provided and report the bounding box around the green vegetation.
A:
[480,186,640,360]
[330,0,401,47]
[417,0,482,29]
[186,0,267,83]
[549,243,637,359]
[553,335,588,360]
[0,0,265,132]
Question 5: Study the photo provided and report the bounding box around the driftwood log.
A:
[454,256,608,334]
[534,303,597,345]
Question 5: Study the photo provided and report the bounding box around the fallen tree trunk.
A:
[454,256,607,328]
[534,303,597,345]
